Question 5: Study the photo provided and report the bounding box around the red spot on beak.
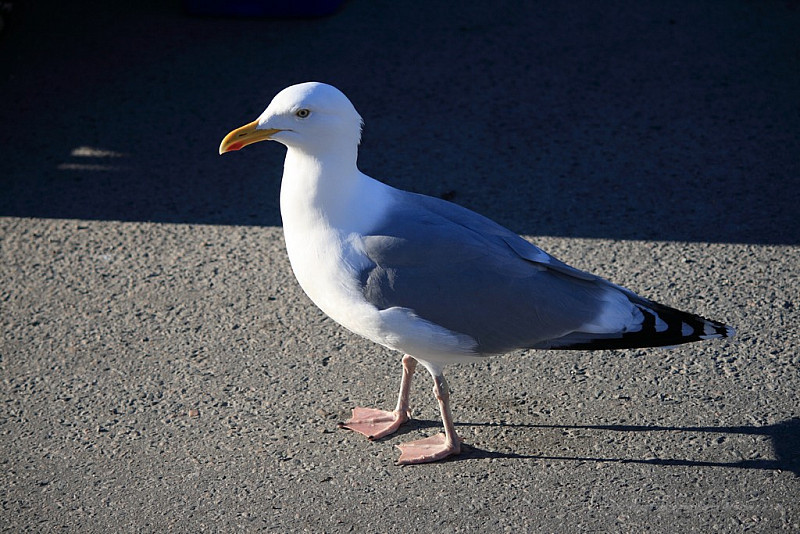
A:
[228,142,244,151]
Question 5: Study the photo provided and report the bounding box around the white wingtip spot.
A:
[698,323,735,340]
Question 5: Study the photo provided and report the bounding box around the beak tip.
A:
[219,120,271,156]
[218,142,242,155]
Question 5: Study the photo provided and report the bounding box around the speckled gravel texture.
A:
[1,1,798,532]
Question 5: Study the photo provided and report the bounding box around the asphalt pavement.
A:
[1,1,798,532]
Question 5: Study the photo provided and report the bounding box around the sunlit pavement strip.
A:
[1,216,797,530]
[55,146,128,172]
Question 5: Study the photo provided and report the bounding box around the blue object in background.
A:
[184,0,345,17]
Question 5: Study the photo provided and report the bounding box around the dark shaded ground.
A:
[1,0,798,243]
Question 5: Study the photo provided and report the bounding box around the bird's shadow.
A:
[383,417,800,474]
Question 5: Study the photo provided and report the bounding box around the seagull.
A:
[219,82,735,465]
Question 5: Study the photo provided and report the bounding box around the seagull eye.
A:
[295,108,310,118]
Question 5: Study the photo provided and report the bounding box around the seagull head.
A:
[219,82,363,156]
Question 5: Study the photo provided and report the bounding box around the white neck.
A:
[273,136,396,347]
[279,144,388,234]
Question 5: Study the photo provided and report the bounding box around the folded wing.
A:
[358,190,733,355]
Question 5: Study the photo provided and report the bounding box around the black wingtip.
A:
[538,298,735,351]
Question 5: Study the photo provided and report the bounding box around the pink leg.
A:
[395,371,462,465]
[339,355,417,440]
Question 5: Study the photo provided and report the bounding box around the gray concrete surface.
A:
[1,1,798,532]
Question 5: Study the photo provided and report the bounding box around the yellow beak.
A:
[219,120,282,155]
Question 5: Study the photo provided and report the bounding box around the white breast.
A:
[279,164,390,344]
[284,223,380,335]
[279,162,477,363]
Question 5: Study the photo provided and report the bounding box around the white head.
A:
[219,82,363,157]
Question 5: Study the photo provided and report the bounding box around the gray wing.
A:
[359,190,733,355]
[358,190,619,355]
